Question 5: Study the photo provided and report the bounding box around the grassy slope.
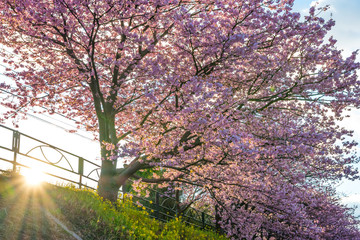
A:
[0,174,226,240]
[0,175,74,239]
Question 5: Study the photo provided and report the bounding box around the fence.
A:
[0,124,216,230]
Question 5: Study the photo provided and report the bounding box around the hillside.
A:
[0,172,226,240]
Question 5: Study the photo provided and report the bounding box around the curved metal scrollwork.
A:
[86,167,101,179]
[160,196,177,210]
[183,207,203,221]
[25,145,75,172]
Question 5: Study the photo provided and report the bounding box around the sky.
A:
[0,0,360,215]
[292,0,360,215]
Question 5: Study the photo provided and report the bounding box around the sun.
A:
[21,168,46,186]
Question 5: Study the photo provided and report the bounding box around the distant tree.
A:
[1,0,360,238]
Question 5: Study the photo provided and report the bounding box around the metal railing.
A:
[125,181,216,229]
[0,124,101,189]
[0,124,216,230]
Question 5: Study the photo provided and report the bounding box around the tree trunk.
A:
[96,109,122,202]
[98,159,119,202]
[92,94,146,202]
[97,162,138,202]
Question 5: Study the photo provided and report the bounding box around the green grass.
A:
[0,173,226,240]
[0,173,74,240]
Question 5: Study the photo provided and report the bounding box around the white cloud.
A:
[311,0,328,6]
[299,0,336,17]
[310,0,336,12]
[341,194,360,205]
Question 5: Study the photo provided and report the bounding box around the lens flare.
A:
[22,168,45,185]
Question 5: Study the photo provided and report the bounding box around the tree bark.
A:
[98,159,119,202]
[96,108,123,202]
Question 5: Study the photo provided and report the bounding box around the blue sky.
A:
[292,0,360,214]
[293,0,360,57]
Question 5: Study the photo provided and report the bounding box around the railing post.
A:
[215,205,221,233]
[202,212,205,229]
[78,157,84,188]
[155,192,160,220]
[175,189,180,217]
[12,131,20,172]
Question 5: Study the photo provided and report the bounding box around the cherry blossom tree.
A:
[1,0,360,238]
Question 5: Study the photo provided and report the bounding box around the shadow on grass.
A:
[0,175,78,240]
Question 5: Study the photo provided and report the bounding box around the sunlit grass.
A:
[0,172,226,239]
[49,186,227,240]
[0,172,75,239]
